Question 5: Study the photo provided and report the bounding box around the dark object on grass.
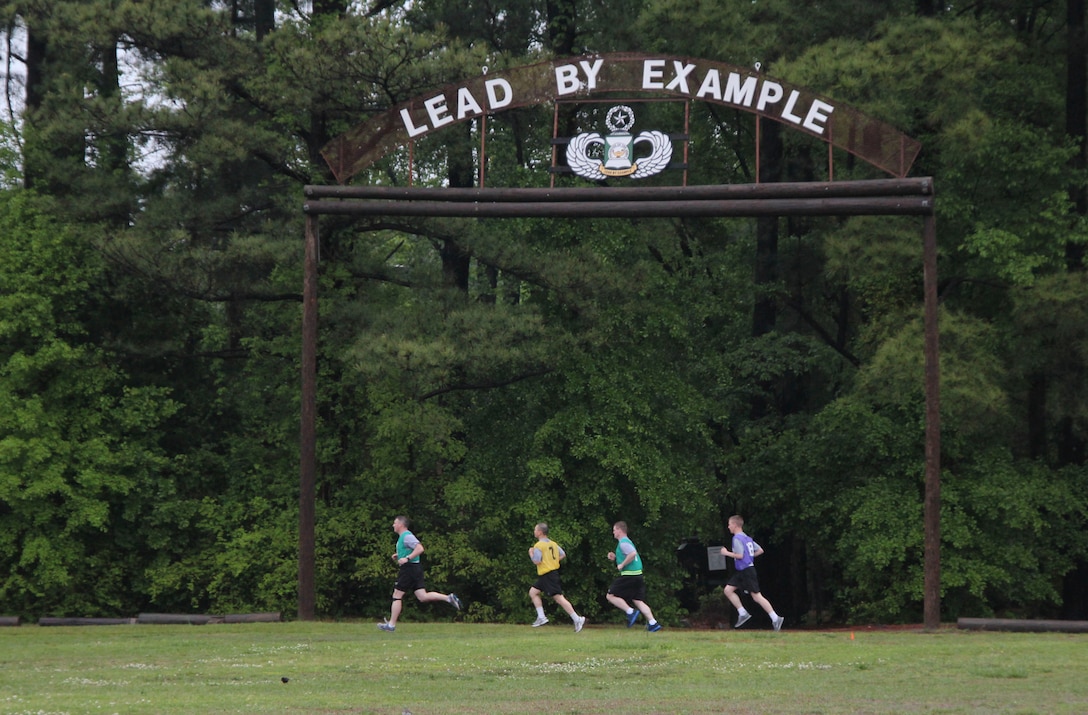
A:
[957,617,1088,633]
[39,617,137,626]
[224,612,281,623]
[136,612,280,625]
[137,613,214,625]
[281,677,290,683]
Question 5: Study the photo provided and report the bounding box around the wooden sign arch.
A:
[321,53,922,184]
[299,56,940,632]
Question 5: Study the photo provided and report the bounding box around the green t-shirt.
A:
[615,536,643,575]
[397,531,421,563]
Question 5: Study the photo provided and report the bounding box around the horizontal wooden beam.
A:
[304,177,933,202]
[304,195,933,218]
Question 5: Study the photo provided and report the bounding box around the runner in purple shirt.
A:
[720,515,784,631]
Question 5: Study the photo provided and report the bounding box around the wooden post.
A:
[298,213,318,621]
[922,211,941,631]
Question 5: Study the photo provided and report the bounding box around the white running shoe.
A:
[773,615,784,632]
[573,615,586,633]
[531,616,549,627]
[734,613,752,629]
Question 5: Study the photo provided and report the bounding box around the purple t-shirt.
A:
[731,532,761,571]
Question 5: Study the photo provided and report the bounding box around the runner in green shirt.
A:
[378,515,462,632]
[605,521,662,632]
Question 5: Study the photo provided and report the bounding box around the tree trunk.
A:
[313,0,349,18]
[1027,375,1048,459]
[22,16,87,193]
[22,23,50,191]
[94,41,126,176]
[443,123,475,291]
[1068,0,1087,270]
[752,120,782,339]
[915,0,938,17]
[255,0,276,39]
[748,119,783,423]
[479,263,499,305]
[546,0,577,56]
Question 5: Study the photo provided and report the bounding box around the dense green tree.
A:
[0,191,181,615]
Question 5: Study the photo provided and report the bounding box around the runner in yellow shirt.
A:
[528,523,586,632]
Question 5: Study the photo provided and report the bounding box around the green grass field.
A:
[1,620,1085,714]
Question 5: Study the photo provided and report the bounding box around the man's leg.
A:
[530,587,548,625]
[607,592,639,627]
[725,584,752,628]
[723,584,743,611]
[415,587,448,603]
[553,594,576,618]
[633,599,661,630]
[415,588,463,610]
[633,599,656,623]
[751,590,784,630]
[555,595,586,632]
[752,591,774,614]
[386,589,405,628]
[606,593,630,612]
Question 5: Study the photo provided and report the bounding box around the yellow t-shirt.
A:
[533,538,564,576]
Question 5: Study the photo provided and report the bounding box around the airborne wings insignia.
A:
[565,106,673,181]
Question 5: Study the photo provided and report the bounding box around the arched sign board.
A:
[321,53,922,184]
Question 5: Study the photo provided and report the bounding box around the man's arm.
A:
[721,535,743,559]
